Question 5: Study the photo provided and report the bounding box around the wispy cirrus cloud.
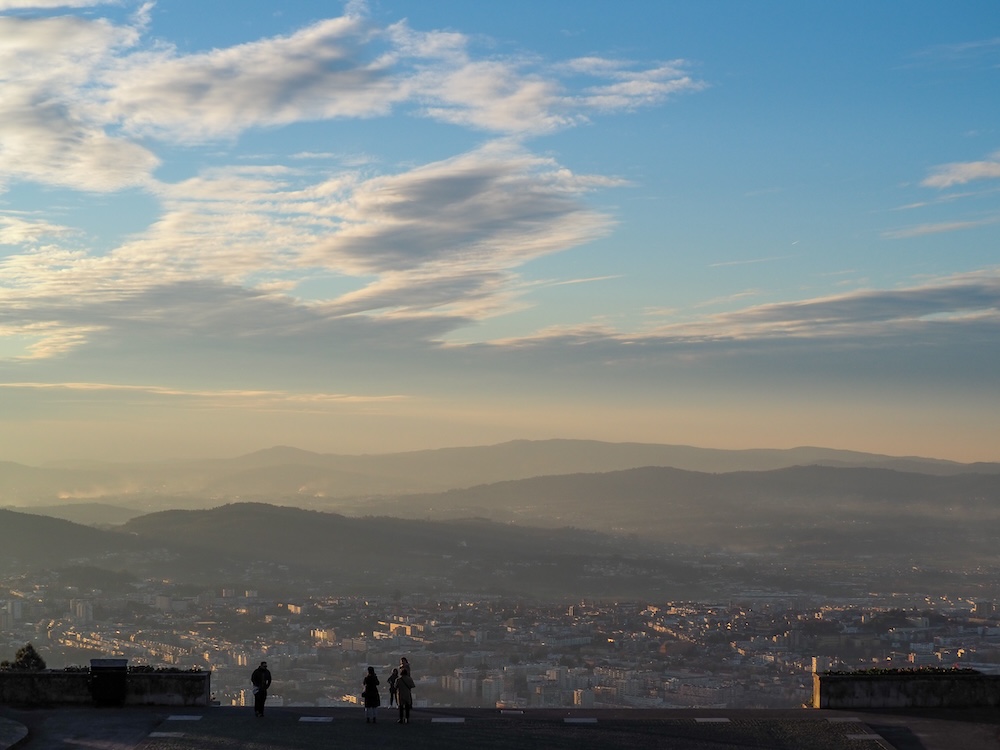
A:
[103,16,403,143]
[488,272,1000,349]
[0,322,102,359]
[884,151,1000,238]
[0,0,115,8]
[571,59,706,112]
[0,141,616,357]
[908,36,1000,71]
[0,215,75,244]
[882,216,1000,239]
[0,0,701,385]
[0,1,702,197]
[305,142,619,275]
[922,151,1000,188]
[98,6,704,145]
[708,254,797,268]
[694,290,761,308]
[0,380,404,405]
[403,36,703,134]
[0,13,156,192]
[679,275,1000,340]
[531,275,623,288]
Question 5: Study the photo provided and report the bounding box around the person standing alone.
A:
[251,661,272,717]
[362,666,381,723]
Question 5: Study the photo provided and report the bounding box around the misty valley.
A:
[2,439,1000,709]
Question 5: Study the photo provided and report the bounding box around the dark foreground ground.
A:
[2,705,1000,750]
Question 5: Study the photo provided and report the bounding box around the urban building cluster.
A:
[2,570,1000,710]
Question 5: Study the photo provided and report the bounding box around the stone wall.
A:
[0,670,211,707]
[0,671,91,706]
[127,672,211,706]
[813,671,1000,709]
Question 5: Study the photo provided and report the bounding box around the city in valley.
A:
[3,571,1000,711]
[2,441,999,711]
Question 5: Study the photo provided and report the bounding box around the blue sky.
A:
[1,0,998,463]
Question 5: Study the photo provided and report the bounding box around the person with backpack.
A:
[395,667,415,724]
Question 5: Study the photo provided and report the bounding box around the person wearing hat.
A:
[250,660,272,717]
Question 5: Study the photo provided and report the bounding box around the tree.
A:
[0,642,46,671]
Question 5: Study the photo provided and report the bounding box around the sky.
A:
[0,0,998,465]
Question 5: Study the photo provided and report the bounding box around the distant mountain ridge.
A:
[5,456,1000,598]
[348,463,1000,558]
[2,439,996,507]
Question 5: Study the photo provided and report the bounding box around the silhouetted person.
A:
[250,661,271,717]
[362,666,381,723]
[399,656,411,676]
[396,667,415,724]
[387,667,399,706]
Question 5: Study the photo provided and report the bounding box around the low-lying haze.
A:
[0,1,998,464]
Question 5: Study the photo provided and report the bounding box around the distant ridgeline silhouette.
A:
[2,439,996,504]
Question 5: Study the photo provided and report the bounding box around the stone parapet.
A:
[0,670,211,707]
[813,671,1000,709]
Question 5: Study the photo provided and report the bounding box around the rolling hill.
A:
[0,504,693,598]
[344,464,1000,561]
[6,453,1000,599]
[0,509,144,567]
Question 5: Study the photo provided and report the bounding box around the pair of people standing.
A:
[362,657,415,724]
[395,657,415,724]
[387,656,411,706]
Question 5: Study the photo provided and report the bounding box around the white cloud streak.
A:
[488,272,1000,349]
[922,151,1000,188]
[535,275,623,288]
[708,254,797,267]
[0,380,403,404]
[882,216,999,239]
[0,215,75,244]
[0,0,113,7]
[104,16,403,142]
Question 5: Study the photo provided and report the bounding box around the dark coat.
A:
[396,673,415,705]
[251,666,271,693]
[363,673,381,708]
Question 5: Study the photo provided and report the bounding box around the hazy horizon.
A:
[4,436,995,471]
[1,1,997,466]
[5,424,999,467]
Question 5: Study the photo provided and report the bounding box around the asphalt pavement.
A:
[1,705,999,750]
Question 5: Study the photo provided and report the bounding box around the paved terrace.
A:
[2,706,1000,750]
